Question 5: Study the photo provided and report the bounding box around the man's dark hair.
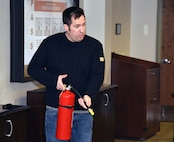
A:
[63,7,85,26]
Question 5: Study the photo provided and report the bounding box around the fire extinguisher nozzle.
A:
[84,101,94,116]
[88,108,95,116]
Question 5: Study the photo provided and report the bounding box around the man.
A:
[28,6,105,142]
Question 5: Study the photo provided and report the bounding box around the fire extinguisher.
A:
[56,85,95,140]
[56,85,75,140]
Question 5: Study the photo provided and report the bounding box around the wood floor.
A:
[115,122,174,142]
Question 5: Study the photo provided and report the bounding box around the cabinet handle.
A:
[5,120,13,137]
[153,98,157,101]
[151,98,158,104]
[151,72,156,75]
[104,93,109,107]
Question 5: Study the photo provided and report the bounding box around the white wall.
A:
[82,0,106,46]
[0,0,38,105]
[130,0,158,61]
[111,0,158,62]
[111,0,131,56]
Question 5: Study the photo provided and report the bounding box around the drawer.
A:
[147,92,160,105]
[146,69,160,93]
[146,92,160,128]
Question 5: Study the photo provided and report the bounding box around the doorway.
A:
[157,0,174,121]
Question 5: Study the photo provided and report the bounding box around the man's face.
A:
[64,15,86,42]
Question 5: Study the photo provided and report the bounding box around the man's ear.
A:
[64,24,69,32]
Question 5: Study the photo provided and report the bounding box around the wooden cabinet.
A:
[92,85,117,142]
[26,89,46,142]
[0,105,29,142]
[27,85,117,142]
[111,53,161,140]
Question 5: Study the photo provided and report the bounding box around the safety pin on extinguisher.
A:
[70,86,95,116]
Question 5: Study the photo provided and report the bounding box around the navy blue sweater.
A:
[28,33,105,110]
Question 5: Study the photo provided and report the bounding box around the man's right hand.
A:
[56,74,68,91]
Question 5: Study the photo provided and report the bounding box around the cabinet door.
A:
[146,92,160,131]
[3,111,27,142]
[27,91,46,142]
[92,91,105,142]
[92,87,116,142]
[102,88,116,142]
[0,117,6,142]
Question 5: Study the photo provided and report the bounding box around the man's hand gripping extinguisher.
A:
[56,85,75,140]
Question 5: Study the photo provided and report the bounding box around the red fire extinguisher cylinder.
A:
[56,85,75,140]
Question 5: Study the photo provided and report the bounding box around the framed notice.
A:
[10,0,79,82]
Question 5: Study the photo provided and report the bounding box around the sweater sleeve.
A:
[84,42,105,100]
[27,39,58,88]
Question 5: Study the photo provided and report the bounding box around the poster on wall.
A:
[10,0,79,82]
[24,0,77,65]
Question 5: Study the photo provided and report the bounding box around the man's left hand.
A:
[78,95,91,109]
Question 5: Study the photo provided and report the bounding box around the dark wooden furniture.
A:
[0,105,29,142]
[27,84,117,142]
[111,53,161,140]
[27,89,46,142]
[92,85,117,142]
